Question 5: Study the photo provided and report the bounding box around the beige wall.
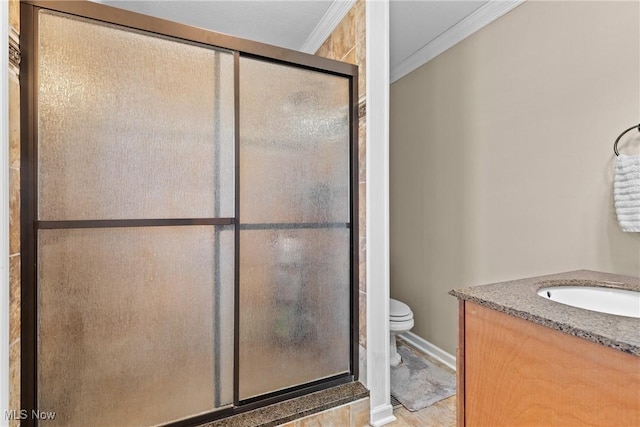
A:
[390,1,640,355]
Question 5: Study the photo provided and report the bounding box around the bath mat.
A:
[390,345,456,412]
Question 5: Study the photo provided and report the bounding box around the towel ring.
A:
[614,123,640,156]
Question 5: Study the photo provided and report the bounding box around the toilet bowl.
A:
[389,298,414,366]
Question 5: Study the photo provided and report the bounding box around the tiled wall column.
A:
[8,0,20,425]
[315,0,367,373]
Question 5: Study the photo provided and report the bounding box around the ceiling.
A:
[98,0,491,78]
[98,1,335,52]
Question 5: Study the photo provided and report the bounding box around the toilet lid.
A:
[390,298,412,318]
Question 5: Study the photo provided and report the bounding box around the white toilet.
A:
[389,298,414,366]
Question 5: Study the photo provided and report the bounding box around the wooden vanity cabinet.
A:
[457,301,640,427]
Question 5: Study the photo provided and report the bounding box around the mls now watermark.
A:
[5,409,57,421]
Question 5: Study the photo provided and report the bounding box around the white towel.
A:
[614,155,640,232]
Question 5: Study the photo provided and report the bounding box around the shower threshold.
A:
[198,382,368,427]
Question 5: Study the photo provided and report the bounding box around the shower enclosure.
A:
[20,2,358,426]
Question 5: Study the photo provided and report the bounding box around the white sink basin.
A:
[537,286,640,318]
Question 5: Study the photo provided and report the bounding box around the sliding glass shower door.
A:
[238,57,352,401]
[35,11,235,426]
[22,3,357,426]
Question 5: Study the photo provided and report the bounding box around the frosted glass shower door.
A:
[35,10,235,426]
[25,1,357,424]
[239,57,352,400]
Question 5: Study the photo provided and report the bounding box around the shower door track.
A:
[19,1,360,426]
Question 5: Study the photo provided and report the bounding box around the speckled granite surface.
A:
[199,381,368,427]
[450,270,640,356]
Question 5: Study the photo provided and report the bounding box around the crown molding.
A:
[390,0,525,83]
[300,0,356,54]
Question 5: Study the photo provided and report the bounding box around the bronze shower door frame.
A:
[19,1,359,426]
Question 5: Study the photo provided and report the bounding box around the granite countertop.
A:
[449,270,640,356]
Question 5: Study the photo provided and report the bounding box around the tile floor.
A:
[386,338,457,427]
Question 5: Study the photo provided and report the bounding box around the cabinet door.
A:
[464,303,640,426]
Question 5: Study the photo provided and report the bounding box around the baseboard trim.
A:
[369,404,396,427]
[399,331,457,371]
